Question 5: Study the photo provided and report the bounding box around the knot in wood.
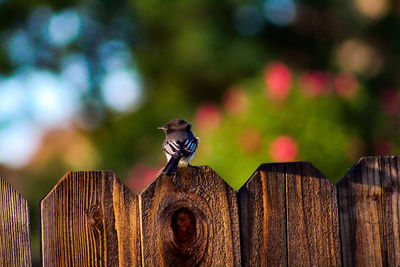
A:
[157,195,212,266]
[171,208,196,247]
[87,205,103,227]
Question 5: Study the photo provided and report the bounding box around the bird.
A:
[158,119,199,175]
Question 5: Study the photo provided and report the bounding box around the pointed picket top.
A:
[41,171,141,266]
[242,161,336,189]
[238,162,340,266]
[139,166,241,266]
[337,156,400,266]
[337,156,380,185]
[0,176,32,266]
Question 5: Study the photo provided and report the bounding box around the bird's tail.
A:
[162,156,181,176]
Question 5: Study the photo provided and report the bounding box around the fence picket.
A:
[380,156,400,265]
[338,156,400,265]
[0,176,32,267]
[286,162,340,266]
[238,163,287,266]
[239,162,341,266]
[139,166,241,266]
[40,171,141,266]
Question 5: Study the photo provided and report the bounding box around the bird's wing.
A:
[163,140,183,157]
[183,137,198,154]
[163,136,198,157]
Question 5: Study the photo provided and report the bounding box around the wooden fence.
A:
[1,156,399,266]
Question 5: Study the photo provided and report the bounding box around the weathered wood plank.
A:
[0,176,32,267]
[41,171,141,266]
[286,162,340,266]
[139,166,241,266]
[238,163,287,266]
[338,156,400,265]
[380,156,400,266]
[238,162,340,266]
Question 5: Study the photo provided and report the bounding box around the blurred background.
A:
[0,0,398,264]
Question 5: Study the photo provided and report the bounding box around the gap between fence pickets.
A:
[138,192,145,267]
[284,163,289,267]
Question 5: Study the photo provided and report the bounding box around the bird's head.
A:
[158,119,191,134]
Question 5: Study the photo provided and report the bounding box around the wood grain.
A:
[139,166,241,266]
[238,162,340,266]
[338,156,400,266]
[41,171,141,266]
[380,156,400,266]
[238,163,287,266]
[0,176,32,267]
[286,162,340,266]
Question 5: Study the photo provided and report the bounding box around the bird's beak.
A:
[158,126,166,130]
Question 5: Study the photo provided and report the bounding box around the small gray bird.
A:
[158,119,199,175]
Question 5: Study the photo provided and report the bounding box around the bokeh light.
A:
[100,69,143,112]
[264,62,292,100]
[0,120,43,168]
[0,2,143,168]
[353,0,390,19]
[61,54,90,93]
[98,40,133,72]
[223,87,248,114]
[335,39,382,76]
[48,9,82,47]
[62,132,99,169]
[27,70,81,127]
[299,71,332,96]
[6,30,36,66]
[269,136,298,161]
[0,78,25,119]
[264,0,297,26]
[334,73,359,99]
[195,104,221,133]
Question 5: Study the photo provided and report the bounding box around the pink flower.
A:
[334,73,359,99]
[380,90,399,115]
[223,87,248,114]
[269,135,298,161]
[264,62,292,101]
[300,71,332,96]
[127,163,159,193]
[238,128,262,154]
[195,104,221,132]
